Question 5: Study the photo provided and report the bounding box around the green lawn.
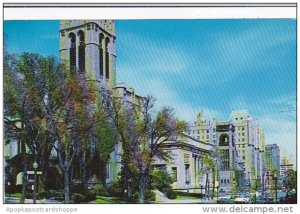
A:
[6,193,22,199]
[89,196,128,204]
[176,195,198,200]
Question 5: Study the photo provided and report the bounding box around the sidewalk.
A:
[5,197,62,204]
[154,198,217,204]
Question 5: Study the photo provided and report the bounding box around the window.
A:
[185,164,190,184]
[242,138,245,142]
[69,33,76,72]
[99,34,104,77]
[227,179,230,184]
[207,130,209,133]
[78,31,85,72]
[106,163,110,179]
[219,134,229,146]
[220,149,230,170]
[221,179,223,184]
[243,156,245,160]
[87,24,91,30]
[171,167,177,182]
[105,37,110,79]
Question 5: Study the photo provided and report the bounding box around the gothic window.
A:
[77,31,85,72]
[99,34,104,77]
[105,37,110,80]
[106,162,110,179]
[69,33,76,72]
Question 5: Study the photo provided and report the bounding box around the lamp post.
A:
[33,162,38,204]
[274,172,278,203]
[8,182,11,199]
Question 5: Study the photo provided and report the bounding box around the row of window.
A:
[221,179,230,184]
[68,30,110,80]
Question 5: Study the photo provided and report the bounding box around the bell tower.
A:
[59,20,116,90]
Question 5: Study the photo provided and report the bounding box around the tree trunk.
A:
[20,161,28,204]
[205,172,208,199]
[20,140,27,204]
[81,152,88,190]
[64,169,71,203]
[212,172,215,199]
[139,175,146,204]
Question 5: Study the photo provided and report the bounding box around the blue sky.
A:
[4,19,296,165]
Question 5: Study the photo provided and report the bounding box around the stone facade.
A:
[60,20,116,90]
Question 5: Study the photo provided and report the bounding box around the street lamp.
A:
[33,162,38,204]
[274,172,278,203]
[8,182,11,199]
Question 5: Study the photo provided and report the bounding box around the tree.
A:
[4,53,57,203]
[283,169,296,192]
[199,154,217,199]
[109,95,187,203]
[4,52,114,203]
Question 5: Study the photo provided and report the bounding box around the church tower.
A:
[59,20,116,90]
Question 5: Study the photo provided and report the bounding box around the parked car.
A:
[217,196,234,204]
[234,197,250,203]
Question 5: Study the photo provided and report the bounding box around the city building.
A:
[280,156,294,177]
[152,135,214,193]
[264,144,280,190]
[229,110,266,190]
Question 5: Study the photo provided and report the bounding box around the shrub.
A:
[37,191,47,199]
[46,190,64,200]
[71,183,85,195]
[107,181,122,197]
[175,191,203,198]
[91,183,106,196]
[162,187,177,199]
[72,193,85,204]
[85,191,97,202]
[151,169,174,192]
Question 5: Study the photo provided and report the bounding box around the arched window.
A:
[219,134,229,146]
[105,37,110,80]
[99,34,104,77]
[69,33,76,72]
[78,30,85,72]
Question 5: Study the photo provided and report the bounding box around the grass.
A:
[89,196,128,204]
[176,195,199,200]
[6,193,22,199]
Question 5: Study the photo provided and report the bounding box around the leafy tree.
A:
[199,155,216,199]
[109,95,187,203]
[4,52,115,203]
[283,169,296,192]
[4,53,57,203]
